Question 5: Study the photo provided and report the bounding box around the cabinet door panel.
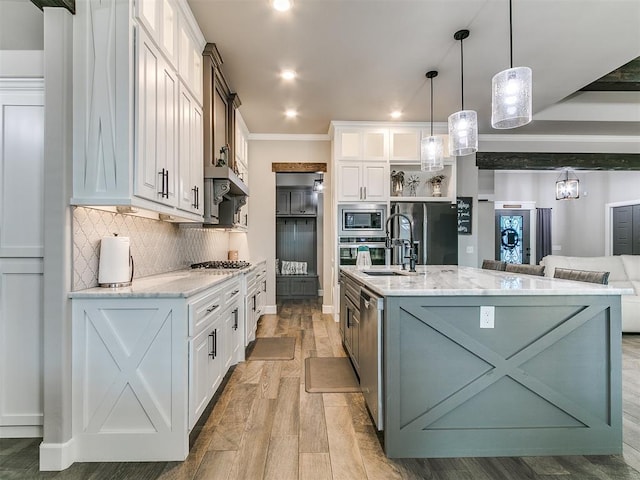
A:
[136,32,161,202]
[276,191,290,215]
[135,0,160,43]
[337,130,361,160]
[191,105,204,214]
[338,163,362,202]
[363,130,388,161]
[178,89,193,211]
[390,129,420,161]
[189,327,211,429]
[162,0,178,68]
[362,164,388,200]
[160,63,178,206]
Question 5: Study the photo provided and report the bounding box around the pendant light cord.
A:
[509,0,513,68]
[460,38,464,110]
[430,77,434,136]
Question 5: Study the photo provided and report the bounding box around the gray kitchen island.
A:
[339,265,630,458]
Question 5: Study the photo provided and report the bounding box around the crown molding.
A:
[248,133,330,142]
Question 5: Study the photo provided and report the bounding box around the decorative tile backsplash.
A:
[73,207,230,290]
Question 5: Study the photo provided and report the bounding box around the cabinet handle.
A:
[233,308,239,330]
[192,186,198,209]
[253,294,256,312]
[213,328,218,358]
[165,170,169,198]
[363,186,367,199]
[206,304,219,313]
[244,214,248,226]
[230,289,240,296]
[262,280,266,292]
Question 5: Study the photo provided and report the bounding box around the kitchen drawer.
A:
[189,285,224,336]
[221,279,242,309]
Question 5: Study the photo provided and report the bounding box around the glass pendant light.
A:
[448,29,478,157]
[421,71,444,172]
[491,0,532,129]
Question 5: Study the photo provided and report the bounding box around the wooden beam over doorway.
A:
[272,162,327,173]
[31,0,75,14]
[476,152,640,171]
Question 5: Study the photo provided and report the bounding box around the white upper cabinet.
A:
[135,28,178,207]
[337,162,389,202]
[135,0,178,70]
[389,128,422,162]
[73,0,205,221]
[177,86,203,215]
[335,128,388,162]
[178,16,203,102]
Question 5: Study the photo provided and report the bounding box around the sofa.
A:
[540,255,640,332]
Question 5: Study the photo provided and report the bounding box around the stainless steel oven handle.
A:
[339,244,386,249]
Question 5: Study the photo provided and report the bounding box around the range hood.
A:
[202,166,249,227]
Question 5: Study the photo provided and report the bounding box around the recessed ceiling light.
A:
[285,109,298,118]
[272,0,293,12]
[390,111,402,119]
[281,70,296,80]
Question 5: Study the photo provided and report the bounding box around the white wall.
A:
[0,0,43,50]
[457,155,479,267]
[492,170,640,257]
[247,138,331,310]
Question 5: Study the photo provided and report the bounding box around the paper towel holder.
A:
[98,234,135,288]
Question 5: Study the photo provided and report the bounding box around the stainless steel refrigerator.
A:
[390,202,458,265]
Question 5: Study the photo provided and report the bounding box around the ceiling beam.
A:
[30,0,75,14]
[581,56,640,91]
[476,152,640,171]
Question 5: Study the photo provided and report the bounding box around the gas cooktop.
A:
[190,260,252,270]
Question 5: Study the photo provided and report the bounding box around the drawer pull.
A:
[230,289,240,296]
[206,304,219,313]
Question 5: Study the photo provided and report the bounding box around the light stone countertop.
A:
[70,265,257,299]
[341,265,634,297]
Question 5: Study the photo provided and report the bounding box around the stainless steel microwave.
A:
[338,203,387,237]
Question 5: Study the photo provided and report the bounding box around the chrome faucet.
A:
[385,213,417,272]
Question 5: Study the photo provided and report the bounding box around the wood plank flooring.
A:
[2,299,640,479]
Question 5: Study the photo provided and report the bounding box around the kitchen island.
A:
[340,265,630,458]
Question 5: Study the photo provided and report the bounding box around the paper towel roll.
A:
[98,236,132,286]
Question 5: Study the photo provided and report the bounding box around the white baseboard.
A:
[322,304,334,315]
[264,305,277,315]
[0,425,42,438]
[40,437,76,471]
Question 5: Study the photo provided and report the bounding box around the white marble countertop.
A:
[70,264,259,299]
[341,265,634,297]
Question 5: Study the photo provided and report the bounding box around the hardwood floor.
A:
[2,299,640,479]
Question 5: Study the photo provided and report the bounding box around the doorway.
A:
[275,172,323,301]
[495,209,531,264]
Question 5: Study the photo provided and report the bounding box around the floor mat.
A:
[247,337,296,360]
[304,357,360,393]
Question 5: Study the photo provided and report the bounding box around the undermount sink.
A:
[362,270,411,277]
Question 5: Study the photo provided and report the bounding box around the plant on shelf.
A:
[391,170,405,196]
[406,175,420,197]
[428,174,446,197]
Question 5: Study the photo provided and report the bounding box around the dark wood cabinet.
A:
[276,187,316,216]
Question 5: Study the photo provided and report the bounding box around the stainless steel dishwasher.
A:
[359,287,384,430]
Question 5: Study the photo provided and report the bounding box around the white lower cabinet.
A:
[189,313,223,430]
[244,261,266,346]
[71,275,246,462]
